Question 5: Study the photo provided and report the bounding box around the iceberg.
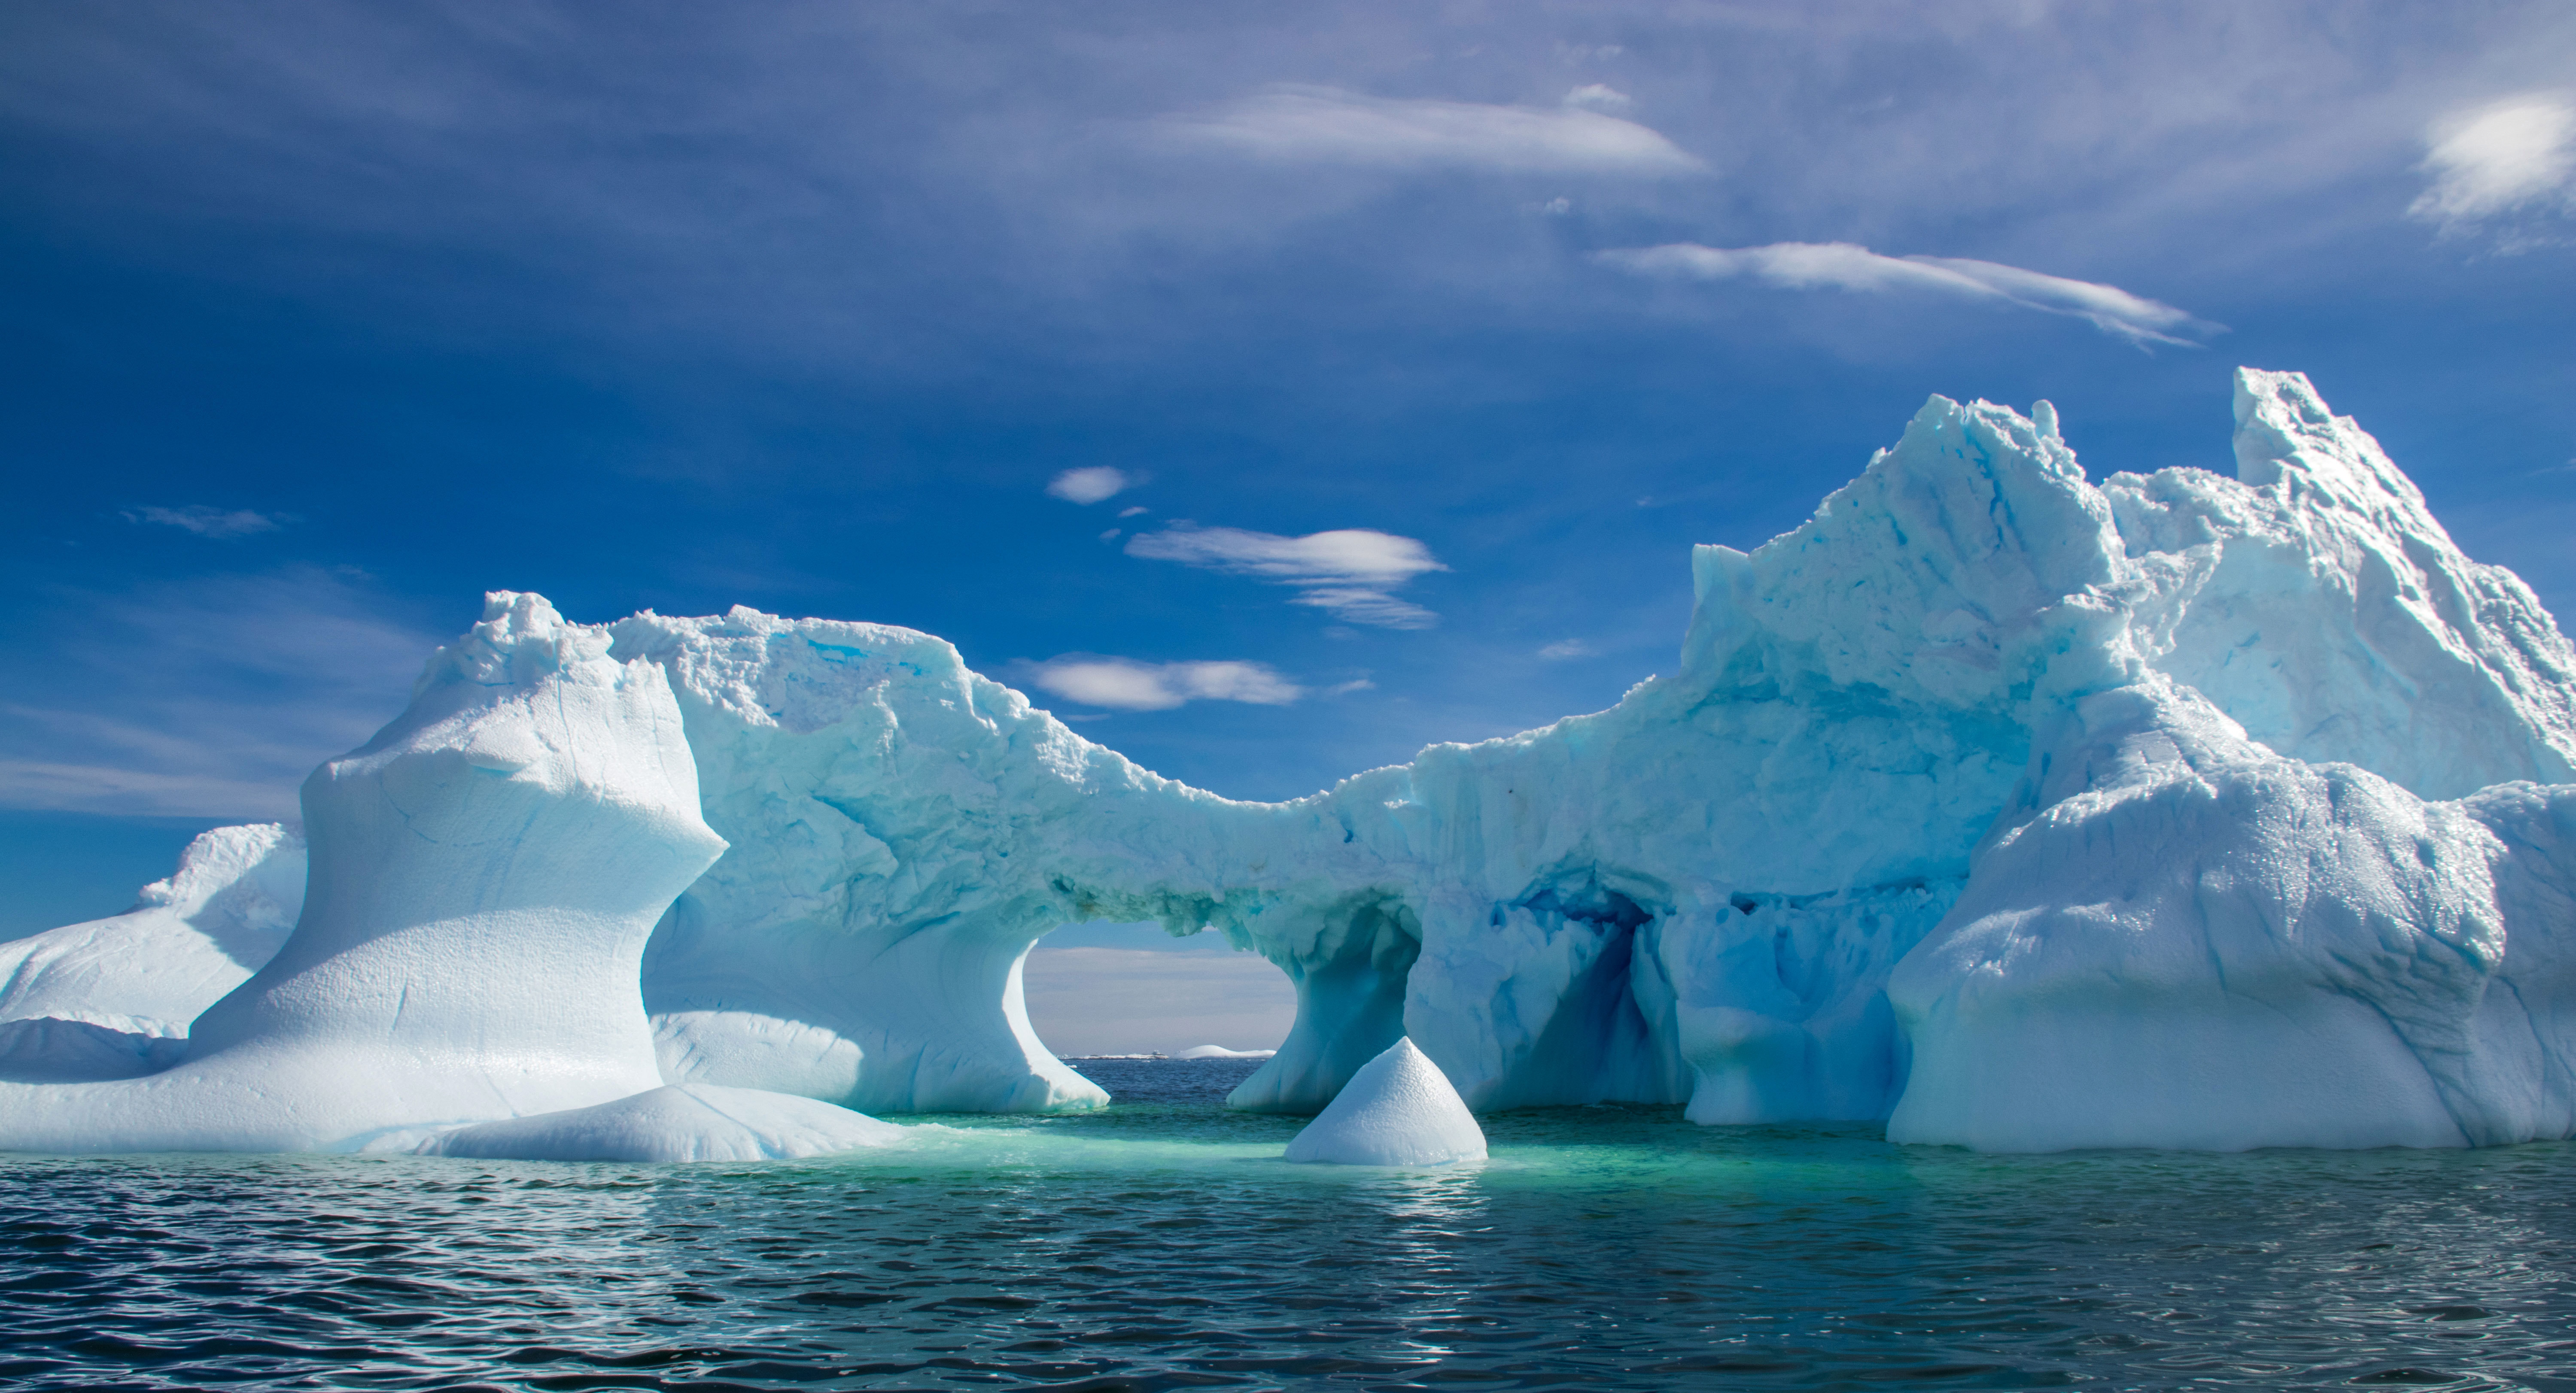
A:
[5,368,2572,1156]
[1283,1038,1486,1165]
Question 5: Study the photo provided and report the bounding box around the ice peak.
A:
[481,588,564,631]
[414,590,611,696]
[1681,383,2123,710]
[133,823,304,928]
[2032,399,2061,443]
[2231,366,2439,529]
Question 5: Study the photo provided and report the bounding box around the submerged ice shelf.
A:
[5,368,2573,1158]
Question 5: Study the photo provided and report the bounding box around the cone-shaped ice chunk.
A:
[1283,1038,1485,1166]
[420,1084,905,1163]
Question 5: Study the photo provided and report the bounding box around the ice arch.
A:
[1011,921,1296,1060]
[622,367,2576,1146]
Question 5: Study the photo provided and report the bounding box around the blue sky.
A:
[5,2,2574,1025]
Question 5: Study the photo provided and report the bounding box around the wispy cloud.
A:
[1125,523,1446,628]
[1046,466,1139,504]
[1597,241,2221,347]
[1563,84,1632,114]
[124,505,291,538]
[0,568,439,818]
[1025,655,1303,712]
[1162,85,1702,175]
[2410,91,2576,246]
[1537,639,1595,661]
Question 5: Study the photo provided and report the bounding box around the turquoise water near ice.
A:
[5,1057,2576,1391]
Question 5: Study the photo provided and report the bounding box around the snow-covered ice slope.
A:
[7,369,2571,1155]
[1876,377,2576,1149]
[420,1083,906,1163]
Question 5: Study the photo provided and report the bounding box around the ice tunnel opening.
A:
[1471,877,1682,1111]
[1017,920,1298,1062]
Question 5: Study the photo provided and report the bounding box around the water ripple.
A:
[3,1059,2575,1390]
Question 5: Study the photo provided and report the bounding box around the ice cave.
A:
[4,367,2572,1159]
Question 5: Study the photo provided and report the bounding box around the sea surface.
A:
[4,1056,2575,1391]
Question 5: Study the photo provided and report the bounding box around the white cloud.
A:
[2409,92,2576,241]
[1538,639,1595,661]
[1555,42,1624,65]
[124,505,289,538]
[1597,241,2221,347]
[1117,504,1148,518]
[1563,84,1632,114]
[1025,655,1304,712]
[1046,466,1137,504]
[1164,85,1701,175]
[1125,523,1445,628]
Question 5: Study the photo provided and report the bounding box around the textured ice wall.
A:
[1885,677,2576,1150]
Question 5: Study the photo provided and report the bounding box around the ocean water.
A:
[4,1057,2574,1392]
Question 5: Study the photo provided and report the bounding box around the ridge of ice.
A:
[1283,1038,1486,1165]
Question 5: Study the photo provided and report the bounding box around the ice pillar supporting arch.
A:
[1229,894,1421,1114]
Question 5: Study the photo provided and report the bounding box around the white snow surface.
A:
[1283,1038,1487,1165]
[8,369,2576,1155]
